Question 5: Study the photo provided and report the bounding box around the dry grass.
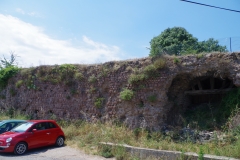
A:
[61,121,240,159]
[1,110,239,159]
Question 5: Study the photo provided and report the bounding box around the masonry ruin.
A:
[1,52,240,131]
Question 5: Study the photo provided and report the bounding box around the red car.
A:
[0,120,65,155]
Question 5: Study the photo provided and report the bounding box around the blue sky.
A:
[0,0,240,67]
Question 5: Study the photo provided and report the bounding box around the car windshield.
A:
[0,121,4,126]
[11,122,34,132]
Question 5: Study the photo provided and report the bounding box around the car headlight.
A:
[6,137,12,143]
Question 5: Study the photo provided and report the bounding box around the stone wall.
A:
[1,52,240,131]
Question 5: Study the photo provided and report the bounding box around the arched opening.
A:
[166,74,236,130]
[185,77,235,106]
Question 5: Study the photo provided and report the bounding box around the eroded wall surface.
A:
[1,52,240,130]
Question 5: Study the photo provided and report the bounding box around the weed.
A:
[99,66,109,77]
[196,53,204,59]
[128,73,147,84]
[99,145,113,158]
[143,64,157,77]
[153,57,166,69]
[70,88,78,95]
[198,147,204,160]
[147,94,157,103]
[74,72,84,81]
[15,80,24,88]
[112,145,127,160]
[120,88,134,101]
[88,75,97,83]
[94,97,105,108]
[9,87,16,96]
[59,64,76,80]
[26,75,36,90]
[0,66,19,88]
[89,86,96,93]
[173,57,181,64]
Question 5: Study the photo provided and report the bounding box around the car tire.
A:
[55,136,64,147]
[14,142,27,155]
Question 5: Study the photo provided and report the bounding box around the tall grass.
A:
[1,109,239,158]
[61,121,240,159]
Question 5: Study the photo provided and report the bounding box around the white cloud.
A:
[16,8,42,18]
[0,14,124,67]
[16,8,25,15]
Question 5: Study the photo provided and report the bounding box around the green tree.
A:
[197,38,227,53]
[149,27,227,57]
[149,27,198,56]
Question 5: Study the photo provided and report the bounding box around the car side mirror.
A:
[32,129,37,133]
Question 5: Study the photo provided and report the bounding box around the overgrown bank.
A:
[1,106,240,159]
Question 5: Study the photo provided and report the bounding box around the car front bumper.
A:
[0,144,14,152]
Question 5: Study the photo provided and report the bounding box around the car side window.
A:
[0,123,13,131]
[48,122,56,129]
[32,122,47,131]
[0,124,7,130]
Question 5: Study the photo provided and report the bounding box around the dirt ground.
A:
[0,145,116,160]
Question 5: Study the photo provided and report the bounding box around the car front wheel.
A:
[14,142,27,155]
[55,136,64,147]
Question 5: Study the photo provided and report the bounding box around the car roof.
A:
[27,120,57,123]
[0,120,26,123]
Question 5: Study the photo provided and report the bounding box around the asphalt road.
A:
[0,145,115,160]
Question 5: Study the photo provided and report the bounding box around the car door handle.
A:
[47,133,50,135]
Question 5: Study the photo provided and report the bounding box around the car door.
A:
[26,122,49,148]
[45,122,58,145]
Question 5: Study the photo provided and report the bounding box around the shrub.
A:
[9,87,16,96]
[88,75,97,83]
[59,64,76,80]
[128,74,147,84]
[94,98,105,108]
[15,80,24,88]
[89,86,96,93]
[143,64,157,77]
[220,88,240,125]
[173,57,181,64]
[196,53,204,59]
[0,66,19,88]
[120,88,134,101]
[153,58,166,69]
[74,72,84,81]
[147,94,157,103]
[100,145,113,158]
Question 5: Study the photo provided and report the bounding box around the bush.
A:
[173,57,181,64]
[88,75,97,83]
[128,74,147,84]
[59,64,76,80]
[15,80,24,88]
[120,88,134,101]
[74,72,84,81]
[0,66,19,88]
[94,98,105,108]
[143,64,157,77]
[153,58,166,69]
[147,94,157,103]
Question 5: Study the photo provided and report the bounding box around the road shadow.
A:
[0,145,66,157]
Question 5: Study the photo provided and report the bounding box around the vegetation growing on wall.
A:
[120,88,134,101]
[127,57,166,85]
[94,97,105,108]
[0,53,19,89]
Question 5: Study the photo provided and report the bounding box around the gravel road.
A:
[0,146,116,160]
